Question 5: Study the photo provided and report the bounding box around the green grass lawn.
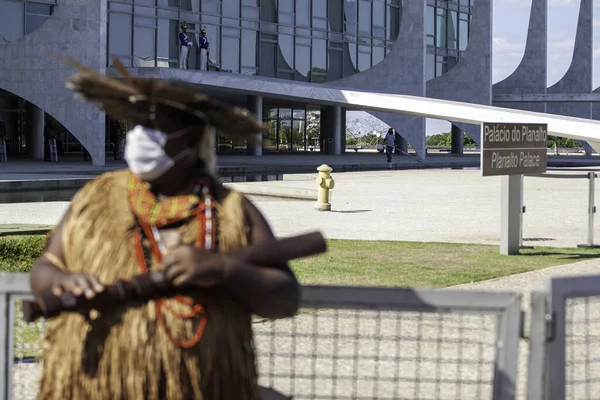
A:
[291,239,600,287]
[3,235,600,360]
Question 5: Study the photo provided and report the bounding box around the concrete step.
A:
[0,224,53,237]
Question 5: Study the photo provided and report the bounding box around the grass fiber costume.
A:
[37,59,267,400]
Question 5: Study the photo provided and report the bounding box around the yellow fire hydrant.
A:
[315,164,335,211]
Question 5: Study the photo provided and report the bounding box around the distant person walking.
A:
[384,128,395,168]
[199,28,210,71]
[178,23,193,69]
[43,120,53,162]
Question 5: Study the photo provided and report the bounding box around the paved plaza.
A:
[2,168,598,248]
[4,168,600,399]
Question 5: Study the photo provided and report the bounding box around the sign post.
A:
[481,123,548,255]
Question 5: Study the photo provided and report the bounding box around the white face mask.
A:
[124,125,194,181]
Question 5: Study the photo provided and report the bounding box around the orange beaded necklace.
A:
[128,174,217,349]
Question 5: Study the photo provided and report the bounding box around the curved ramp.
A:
[116,67,600,153]
[0,0,107,165]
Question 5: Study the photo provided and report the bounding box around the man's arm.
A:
[30,208,105,299]
[29,212,70,297]
[220,198,301,319]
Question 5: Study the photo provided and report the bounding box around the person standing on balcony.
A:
[199,28,210,71]
[178,23,193,69]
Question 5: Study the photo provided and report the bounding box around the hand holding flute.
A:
[22,231,327,323]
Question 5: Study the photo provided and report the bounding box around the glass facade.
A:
[107,0,401,82]
[0,0,56,44]
[263,106,309,151]
[426,0,474,80]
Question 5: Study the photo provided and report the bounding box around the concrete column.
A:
[340,108,347,152]
[246,95,263,156]
[25,103,44,160]
[320,106,343,155]
[330,106,343,155]
[319,107,329,153]
[451,124,464,154]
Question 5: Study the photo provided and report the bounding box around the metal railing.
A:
[521,171,599,249]
[0,273,522,400]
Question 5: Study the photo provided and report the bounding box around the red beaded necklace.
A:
[129,174,216,349]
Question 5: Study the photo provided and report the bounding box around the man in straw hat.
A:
[29,60,300,400]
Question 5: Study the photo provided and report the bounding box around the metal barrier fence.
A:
[529,274,600,400]
[6,270,600,400]
[0,273,522,400]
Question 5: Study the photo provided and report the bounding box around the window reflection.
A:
[241,29,258,68]
[343,42,357,76]
[459,14,469,51]
[447,10,457,50]
[278,0,292,13]
[312,0,326,18]
[0,1,24,42]
[373,0,384,28]
[104,0,417,79]
[109,13,132,60]
[221,36,240,72]
[372,46,384,68]
[258,107,309,152]
[426,6,434,36]
[278,34,294,70]
[311,38,327,73]
[344,0,357,25]
[259,39,276,77]
[328,0,343,32]
[358,50,370,72]
[222,0,240,17]
[358,0,371,36]
[295,0,310,26]
[160,0,181,8]
[292,119,306,150]
[25,3,52,15]
[386,3,399,40]
[0,0,56,42]
[202,0,219,13]
[157,18,179,67]
[133,16,156,66]
[328,46,342,81]
[435,8,446,48]
[25,14,48,35]
[427,2,473,75]
[294,44,310,81]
